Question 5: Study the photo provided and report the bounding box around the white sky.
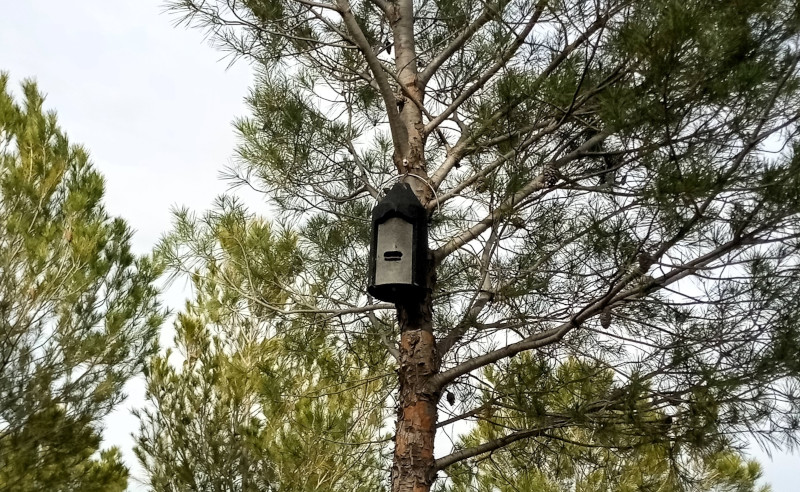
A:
[0,1,796,490]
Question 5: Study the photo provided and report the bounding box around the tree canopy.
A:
[0,74,165,491]
[137,204,774,492]
[151,0,800,490]
[136,200,389,491]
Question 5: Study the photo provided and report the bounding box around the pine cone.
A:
[600,307,612,329]
[475,176,489,193]
[510,216,526,229]
[542,165,560,186]
[638,251,654,273]
[446,391,456,406]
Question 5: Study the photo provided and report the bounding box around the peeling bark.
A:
[388,0,432,204]
[387,2,439,490]
[393,265,439,492]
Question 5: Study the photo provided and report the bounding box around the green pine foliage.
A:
[0,75,165,490]
[441,357,770,492]
[158,0,800,489]
[135,199,391,491]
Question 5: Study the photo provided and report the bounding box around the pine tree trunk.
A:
[390,1,438,486]
[392,280,439,492]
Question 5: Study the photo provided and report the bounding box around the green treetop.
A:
[136,199,390,491]
[443,356,771,492]
[0,74,165,491]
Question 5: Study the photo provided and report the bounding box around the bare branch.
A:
[435,420,568,471]
[335,0,408,153]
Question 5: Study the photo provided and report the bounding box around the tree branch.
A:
[438,225,499,354]
[429,324,572,392]
[432,130,610,263]
[423,1,546,135]
[431,221,791,394]
[418,6,495,86]
[335,0,408,154]
[434,419,568,471]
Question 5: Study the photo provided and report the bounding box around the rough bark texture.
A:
[389,1,432,203]
[388,2,439,490]
[393,268,439,492]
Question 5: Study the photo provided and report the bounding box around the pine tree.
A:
[443,357,771,492]
[0,74,165,491]
[135,199,390,491]
[163,1,800,490]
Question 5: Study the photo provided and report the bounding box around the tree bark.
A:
[387,2,439,489]
[392,266,439,492]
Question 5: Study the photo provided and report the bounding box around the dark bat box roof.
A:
[372,183,426,224]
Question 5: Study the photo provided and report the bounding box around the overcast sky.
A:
[0,1,796,490]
